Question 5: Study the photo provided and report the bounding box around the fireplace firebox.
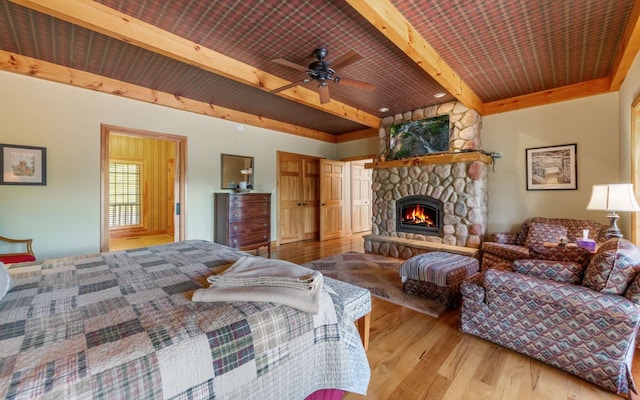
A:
[396,195,443,236]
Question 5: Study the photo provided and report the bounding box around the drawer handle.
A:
[263,223,267,227]
[233,226,238,231]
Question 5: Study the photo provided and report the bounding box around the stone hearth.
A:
[364,101,489,259]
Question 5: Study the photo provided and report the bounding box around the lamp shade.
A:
[586,184,640,212]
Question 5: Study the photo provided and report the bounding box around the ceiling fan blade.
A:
[338,77,376,91]
[271,58,309,72]
[330,50,362,70]
[271,81,301,93]
[318,84,331,104]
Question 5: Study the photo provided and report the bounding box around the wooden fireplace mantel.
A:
[364,151,494,169]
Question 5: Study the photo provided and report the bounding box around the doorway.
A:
[100,124,187,252]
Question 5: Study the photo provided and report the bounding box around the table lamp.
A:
[586,183,640,239]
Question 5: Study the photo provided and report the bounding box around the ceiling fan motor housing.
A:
[307,60,336,83]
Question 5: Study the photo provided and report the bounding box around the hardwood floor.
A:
[109,233,174,251]
[273,233,634,400]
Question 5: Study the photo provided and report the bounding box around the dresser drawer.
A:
[228,218,269,235]
[229,232,270,249]
[229,199,270,210]
[229,206,270,221]
[229,194,270,205]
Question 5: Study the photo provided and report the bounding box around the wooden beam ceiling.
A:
[8,0,380,130]
[346,0,640,116]
[610,0,640,90]
[0,50,338,142]
[6,0,640,136]
[345,0,484,114]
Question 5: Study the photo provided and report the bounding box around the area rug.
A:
[303,252,445,318]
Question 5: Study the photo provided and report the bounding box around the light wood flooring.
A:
[273,233,636,400]
[111,232,638,399]
[109,233,174,251]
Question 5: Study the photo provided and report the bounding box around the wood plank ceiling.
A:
[1,0,639,143]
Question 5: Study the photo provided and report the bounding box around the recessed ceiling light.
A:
[379,107,390,112]
[434,92,446,98]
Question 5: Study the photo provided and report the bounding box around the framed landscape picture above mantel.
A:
[0,143,47,185]
[525,143,577,190]
[388,115,450,159]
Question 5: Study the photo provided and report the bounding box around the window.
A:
[109,161,141,227]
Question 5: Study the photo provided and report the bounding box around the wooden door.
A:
[167,158,175,237]
[302,159,320,240]
[351,160,372,233]
[320,159,346,241]
[278,153,305,244]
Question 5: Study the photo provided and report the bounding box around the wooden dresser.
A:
[214,192,271,257]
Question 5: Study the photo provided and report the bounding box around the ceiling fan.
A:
[271,48,376,104]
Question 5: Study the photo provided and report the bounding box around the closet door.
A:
[351,160,372,233]
[302,158,320,240]
[320,159,346,241]
[278,153,305,244]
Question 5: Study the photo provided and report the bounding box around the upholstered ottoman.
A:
[400,251,479,308]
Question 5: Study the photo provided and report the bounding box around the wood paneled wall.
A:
[110,134,175,236]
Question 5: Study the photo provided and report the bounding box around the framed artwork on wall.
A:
[525,143,577,190]
[0,144,47,185]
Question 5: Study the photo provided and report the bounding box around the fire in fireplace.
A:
[396,195,443,236]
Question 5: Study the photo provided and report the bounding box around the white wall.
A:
[0,71,336,258]
[481,93,620,234]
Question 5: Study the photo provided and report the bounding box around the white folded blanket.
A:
[192,256,324,314]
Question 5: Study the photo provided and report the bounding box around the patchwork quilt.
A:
[0,240,370,399]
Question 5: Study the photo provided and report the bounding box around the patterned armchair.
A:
[460,238,640,396]
[480,217,608,270]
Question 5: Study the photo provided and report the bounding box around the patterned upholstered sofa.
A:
[481,217,608,270]
[460,238,640,396]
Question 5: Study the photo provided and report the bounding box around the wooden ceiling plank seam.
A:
[610,0,640,90]
[346,0,484,114]
[482,77,612,115]
[8,0,380,129]
[0,50,338,143]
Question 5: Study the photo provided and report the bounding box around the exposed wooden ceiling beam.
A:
[335,128,378,143]
[8,0,380,129]
[482,77,612,115]
[610,0,640,90]
[0,50,338,143]
[346,0,484,114]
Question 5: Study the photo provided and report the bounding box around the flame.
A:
[403,205,433,225]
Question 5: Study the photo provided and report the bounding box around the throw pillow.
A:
[523,222,568,248]
[0,261,15,301]
[582,238,640,294]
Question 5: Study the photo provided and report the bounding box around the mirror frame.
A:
[221,153,254,189]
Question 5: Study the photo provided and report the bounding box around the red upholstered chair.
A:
[0,235,36,264]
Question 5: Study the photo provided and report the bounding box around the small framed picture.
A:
[0,144,47,185]
[525,143,577,190]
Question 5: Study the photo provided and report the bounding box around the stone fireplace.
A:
[364,101,490,259]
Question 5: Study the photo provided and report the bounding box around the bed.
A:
[0,240,371,399]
